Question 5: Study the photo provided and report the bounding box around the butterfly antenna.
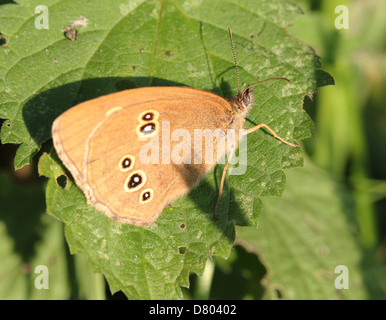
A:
[240,77,291,98]
[228,28,240,94]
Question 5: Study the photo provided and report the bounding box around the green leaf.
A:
[2,0,333,299]
[0,169,106,299]
[0,171,69,299]
[71,254,107,300]
[236,160,370,300]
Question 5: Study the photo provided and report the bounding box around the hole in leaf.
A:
[56,174,67,189]
[274,287,284,299]
[0,35,7,47]
[178,246,187,255]
[64,26,78,41]
[179,223,186,230]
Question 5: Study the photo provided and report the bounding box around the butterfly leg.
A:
[247,123,300,147]
[214,152,233,220]
[214,124,298,220]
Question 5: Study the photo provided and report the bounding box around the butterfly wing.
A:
[52,87,234,225]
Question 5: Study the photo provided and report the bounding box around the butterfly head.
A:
[229,77,291,118]
[228,86,254,118]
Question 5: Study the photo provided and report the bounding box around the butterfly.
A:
[52,29,298,225]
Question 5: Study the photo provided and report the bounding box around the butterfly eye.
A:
[142,112,154,121]
[128,174,142,187]
[140,123,156,134]
[139,188,154,204]
[136,121,159,138]
[124,170,147,192]
[122,159,131,168]
[138,109,159,123]
[118,155,135,172]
